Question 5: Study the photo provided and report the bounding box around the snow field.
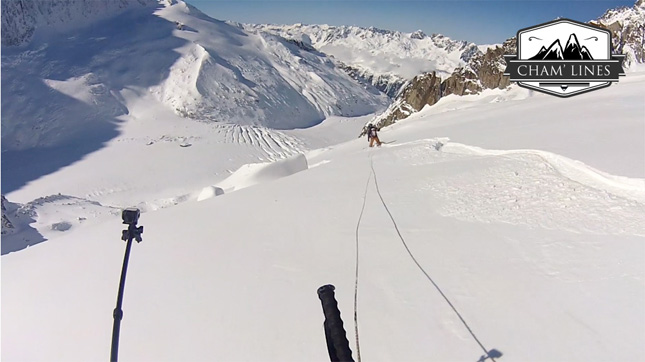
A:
[3,108,644,360]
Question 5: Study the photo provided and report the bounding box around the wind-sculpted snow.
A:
[2,0,387,145]
[390,140,645,236]
[198,153,308,200]
[1,2,189,192]
[217,125,307,160]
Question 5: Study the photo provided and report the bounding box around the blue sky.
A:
[188,0,637,44]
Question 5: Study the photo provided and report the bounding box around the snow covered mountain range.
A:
[247,24,480,97]
[1,0,388,154]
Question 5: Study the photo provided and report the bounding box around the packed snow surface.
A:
[3,70,644,361]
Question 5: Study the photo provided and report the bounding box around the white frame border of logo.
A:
[504,18,625,97]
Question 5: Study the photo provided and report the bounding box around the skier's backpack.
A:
[368,125,377,138]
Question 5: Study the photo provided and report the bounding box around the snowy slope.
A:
[1,0,388,201]
[3,67,644,362]
[1,0,387,149]
[250,24,479,96]
[148,4,388,128]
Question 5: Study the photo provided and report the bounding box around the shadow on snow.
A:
[1,3,188,193]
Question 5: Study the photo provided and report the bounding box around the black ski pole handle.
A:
[317,284,354,362]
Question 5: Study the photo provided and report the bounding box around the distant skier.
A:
[366,124,382,147]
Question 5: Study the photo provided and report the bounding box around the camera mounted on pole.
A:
[121,208,143,243]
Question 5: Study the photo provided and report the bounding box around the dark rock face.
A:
[441,68,481,97]
[410,30,426,40]
[370,72,442,129]
[403,72,443,111]
[372,38,517,129]
[1,195,15,234]
[469,38,516,90]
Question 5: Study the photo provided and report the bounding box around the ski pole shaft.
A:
[317,284,354,362]
[110,229,134,362]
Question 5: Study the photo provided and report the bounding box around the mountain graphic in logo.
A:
[530,34,593,60]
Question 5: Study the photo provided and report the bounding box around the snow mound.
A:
[442,143,645,203]
[1,194,120,255]
[207,153,309,195]
[416,143,645,235]
[197,186,225,202]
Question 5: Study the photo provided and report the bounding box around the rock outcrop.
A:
[371,38,517,129]
[1,195,15,234]
[372,72,442,127]
[590,0,645,68]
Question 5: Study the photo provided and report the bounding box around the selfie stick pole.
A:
[111,209,143,362]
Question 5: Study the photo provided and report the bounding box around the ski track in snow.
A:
[387,139,645,236]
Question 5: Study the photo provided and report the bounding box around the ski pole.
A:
[317,284,354,362]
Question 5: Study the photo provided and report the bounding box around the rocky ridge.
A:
[371,38,516,129]
[591,0,645,68]
[1,195,15,234]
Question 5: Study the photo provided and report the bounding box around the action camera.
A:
[121,208,140,225]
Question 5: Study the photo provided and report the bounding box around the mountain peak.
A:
[410,30,427,39]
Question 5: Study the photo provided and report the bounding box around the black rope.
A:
[352,170,372,362]
[370,158,496,362]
